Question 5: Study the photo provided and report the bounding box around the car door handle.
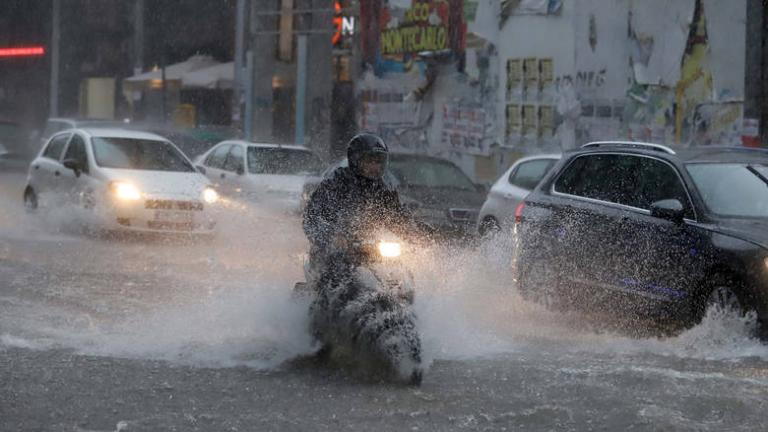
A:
[54,170,60,176]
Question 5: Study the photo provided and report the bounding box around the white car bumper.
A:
[102,195,216,234]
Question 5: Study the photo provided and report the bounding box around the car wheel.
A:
[706,286,752,316]
[23,186,38,212]
[478,216,500,236]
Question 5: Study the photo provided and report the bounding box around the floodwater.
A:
[1,171,767,431]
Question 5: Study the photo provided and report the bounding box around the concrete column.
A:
[745,0,765,146]
[133,0,144,76]
[249,0,278,141]
[49,0,61,117]
[297,0,333,155]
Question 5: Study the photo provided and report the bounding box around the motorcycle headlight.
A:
[202,187,219,204]
[378,241,402,258]
[110,181,141,201]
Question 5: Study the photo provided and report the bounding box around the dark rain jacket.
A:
[303,166,414,256]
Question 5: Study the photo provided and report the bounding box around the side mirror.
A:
[195,165,207,175]
[62,158,82,177]
[650,199,685,224]
[236,166,245,176]
[475,183,489,194]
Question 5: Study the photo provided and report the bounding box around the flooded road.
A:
[1,171,768,431]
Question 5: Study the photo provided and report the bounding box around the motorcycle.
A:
[294,230,423,385]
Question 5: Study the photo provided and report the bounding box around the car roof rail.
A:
[581,141,676,155]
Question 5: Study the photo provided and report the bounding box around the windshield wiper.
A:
[747,165,768,187]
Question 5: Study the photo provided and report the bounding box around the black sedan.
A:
[517,142,768,337]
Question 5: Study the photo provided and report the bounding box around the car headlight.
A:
[202,187,219,204]
[378,241,402,258]
[109,181,141,201]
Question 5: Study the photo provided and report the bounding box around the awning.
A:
[124,55,220,90]
[181,62,235,90]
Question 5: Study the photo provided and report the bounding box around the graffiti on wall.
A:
[441,103,490,155]
[555,69,607,91]
[688,102,743,146]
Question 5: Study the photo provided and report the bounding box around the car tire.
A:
[23,186,38,212]
[478,216,500,236]
[705,286,754,317]
[688,283,757,330]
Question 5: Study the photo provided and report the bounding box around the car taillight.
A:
[514,202,525,224]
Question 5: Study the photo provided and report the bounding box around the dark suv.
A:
[517,141,768,337]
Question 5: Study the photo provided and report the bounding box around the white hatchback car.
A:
[194,140,323,212]
[477,154,560,235]
[24,128,219,233]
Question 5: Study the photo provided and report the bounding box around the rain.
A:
[2,1,768,431]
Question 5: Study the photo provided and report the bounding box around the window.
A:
[206,145,231,169]
[687,163,768,218]
[554,154,693,217]
[223,145,244,173]
[509,159,555,190]
[388,157,476,191]
[247,147,323,175]
[43,134,71,160]
[91,138,194,172]
[62,134,89,174]
[633,157,692,218]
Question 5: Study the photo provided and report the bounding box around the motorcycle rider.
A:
[303,133,419,287]
[302,133,426,385]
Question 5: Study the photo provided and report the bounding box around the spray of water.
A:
[1,176,767,370]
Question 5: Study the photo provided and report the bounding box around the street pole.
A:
[244,50,254,141]
[295,35,308,145]
[161,59,167,124]
[134,0,144,76]
[49,0,61,118]
[744,0,764,146]
[249,0,277,141]
[232,0,247,128]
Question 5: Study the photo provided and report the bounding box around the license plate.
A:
[154,210,194,223]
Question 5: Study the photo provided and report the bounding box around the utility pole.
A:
[745,0,766,146]
[49,0,61,117]
[295,35,308,145]
[249,0,278,141]
[232,0,247,128]
[133,0,144,76]
[296,0,333,155]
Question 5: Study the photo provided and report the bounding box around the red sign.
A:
[333,1,343,46]
[0,46,45,57]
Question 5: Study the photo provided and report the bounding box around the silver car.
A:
[477,154,560,235]
[195,140,324,213]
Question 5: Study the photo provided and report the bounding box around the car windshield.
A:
[92,137,195,172]
[248,147,323,175]
[686,163,768,218]
[389,157,476,191]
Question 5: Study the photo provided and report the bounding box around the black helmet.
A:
[347,133,389,178]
